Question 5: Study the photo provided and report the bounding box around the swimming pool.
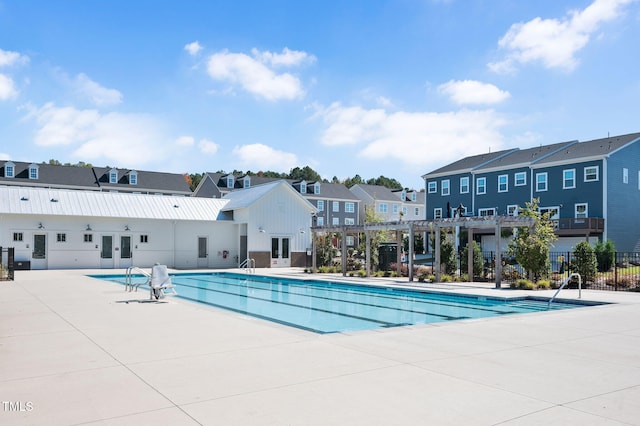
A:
[92,272,599,334]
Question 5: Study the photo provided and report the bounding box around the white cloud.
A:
[251,47,316,67]
[184,41,203,56]
[231,143,298,171]
[315,103,506,170]
[175,135,195,146]
[26,103,166,166]
[198,138,219,154]
[0,48,28,67]
[206,48,312,101]
[74,73,123,106]
[0,74,18,100]
[489,0,633,73]
[0,152,10,160]
[438,80,510,105]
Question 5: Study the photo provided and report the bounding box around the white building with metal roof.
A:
[0,181,317,270]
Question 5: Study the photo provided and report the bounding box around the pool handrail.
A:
[125,266,151,292]
[239,258,256,274]
[548,272,581,308]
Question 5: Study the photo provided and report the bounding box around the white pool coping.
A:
[2,268,640,425]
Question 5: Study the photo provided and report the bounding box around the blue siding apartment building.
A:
[423,132,640,252]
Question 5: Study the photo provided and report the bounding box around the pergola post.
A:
[396,229,402,276]
[435,225,441,282]
[495,222,502,289]
[408,224,415,281]
[365,230,371,277]
[311,231,317,273]
[467,228,474,282]
[341,227,347,276]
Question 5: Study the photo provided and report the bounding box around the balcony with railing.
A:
[554,217,604,236]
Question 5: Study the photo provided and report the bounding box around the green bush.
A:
[357,269,367,278]
[594,239,615,272]
[514,279,535,290]
[537,279,551,289]
[440,274,453,282]
[571,241,597,283]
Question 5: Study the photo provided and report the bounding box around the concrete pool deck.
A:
[2,269,640,425]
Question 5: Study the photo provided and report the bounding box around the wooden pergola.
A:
[310,215,535,288]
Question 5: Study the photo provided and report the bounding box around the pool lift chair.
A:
[149,264,177,301]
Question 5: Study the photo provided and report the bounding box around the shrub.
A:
[537,279,551,289]
[571,241,597,284]
[515,279,535,290]
[440,274,453,282]
[357,269,367,278]
[594,240,615,272]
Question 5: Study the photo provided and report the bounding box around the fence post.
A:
[614,251,618,291]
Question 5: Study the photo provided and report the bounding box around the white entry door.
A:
[31,234,47,270]
[119,235,132,268]
[100,235,114,268]
[197,237,208,268]
[271,237,290,267]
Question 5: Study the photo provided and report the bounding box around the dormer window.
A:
[227,176,234,188]
[300,181,307,194]
[109,168,118,184]
[314,182,320,194]
[5,161,14,178]
[243,176,250,188]
[129,171,138,185]
[411,192,417,202]
[29,163,39,180]
[401,190,406,201]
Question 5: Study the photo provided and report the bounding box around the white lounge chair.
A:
[149,264,177,300]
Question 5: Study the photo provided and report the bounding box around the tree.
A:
[315,233,337,267]
[187,173,203,191]
[365,175,403,190]
[358,205,391,270]
[508,198,557,281]
[594,239,615,272]
[289,166,323,182]
[572,241,598,284]
[460,241,484,278]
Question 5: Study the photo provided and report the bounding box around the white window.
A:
[345,218,355,225]
[226,177,234,188]
[345,202,354,213]
[400,190,406,201]
[317,200,324,211]
[536,172,548,192]
[84,234,93,243]
[428,181,437,193]
[584,166,599,182]
[5,162,14,178]
[441,179,450,196]
[563,169,576,189]
[539,206,560,220]
[346,236,355,246]
[460,177,469,194]
[316,216,324,226]
[140,235,149,243]
[29,164,39,180]
[392,204,399,213]
[623,168,629,184]
[109,169,118,184]
[379,203,388,213]
[434,208,442,219]
[300,181,307,193]
[332,217,339,225]
[507,205,518,216]
[13,232,23,241]
[414,207,419,216]
[243,177,250,188]
[56,233,66,243]
[401,206,407,216]
[476,177,486,195]
[478,208,496,217]
[575,203,588,219]
[314,183,320,194]
[498,174,508,192]
[514,172,526,186]
[129,171,138,185]
[332,201,339,212]
[411,192,417,202]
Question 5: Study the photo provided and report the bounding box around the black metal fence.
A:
[462,251,640,291]
[0,247,15,281]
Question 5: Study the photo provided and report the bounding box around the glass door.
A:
[120,235,132,268]
[31,234,47,269]
[271,237,290,267]
[100,235,114,268]
[197,237,208,268]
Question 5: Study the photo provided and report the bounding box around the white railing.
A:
[125,266,151,292]
[548,273,582,308]
[239,258,256,274]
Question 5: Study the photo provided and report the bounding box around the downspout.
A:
[602,159,608,242]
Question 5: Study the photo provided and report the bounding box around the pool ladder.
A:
[125,266,151,292]
[548,273,581,308]
[239,258,256,274]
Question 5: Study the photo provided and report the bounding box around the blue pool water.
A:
[91,272,599,334]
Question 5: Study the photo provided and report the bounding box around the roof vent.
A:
[20,196,28,201]
[50,198,58,202]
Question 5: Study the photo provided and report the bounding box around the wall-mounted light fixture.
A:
[86,225,92,231]
[124,225,130,231]
[38,223,44,229]
[258,226,266,233]
[299,228,306,234]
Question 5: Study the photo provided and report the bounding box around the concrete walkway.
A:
[2,269,640,425]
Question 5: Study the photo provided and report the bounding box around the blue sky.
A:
[1,0,638,189]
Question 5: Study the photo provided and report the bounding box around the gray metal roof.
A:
[533,133,640,165]
[0,161,192,194]
[0,186,227,220]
